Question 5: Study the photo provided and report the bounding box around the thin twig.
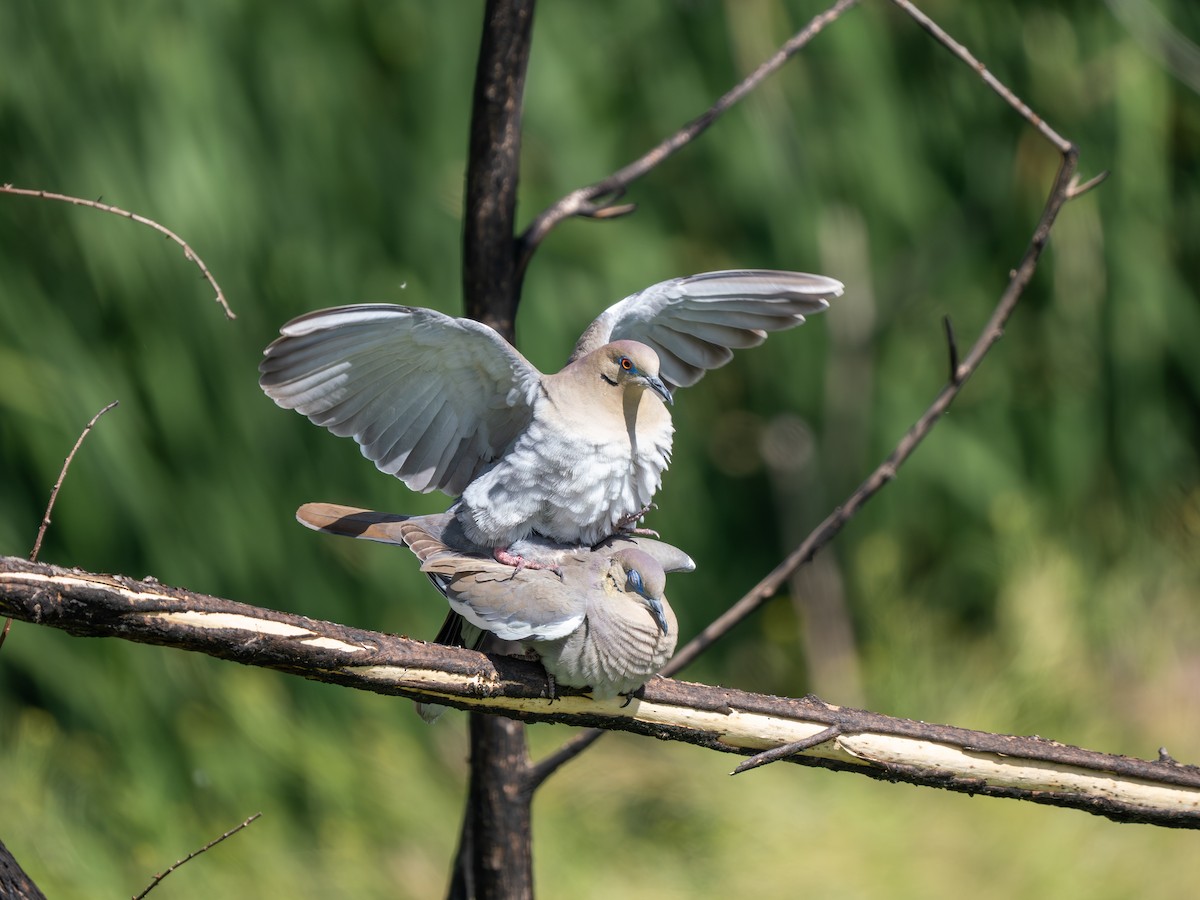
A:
[1,401,120,654]
[0,184,235,320]
[731,725,843,775]
[515,0,860,276]
[29,401,119,563]
[1068,169,1111,199]
[132,812,261,900]
[889,0,1072,154]
[526,726,601,789]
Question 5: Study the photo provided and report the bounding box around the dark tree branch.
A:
[514,0,860,277]
[2,555,1198,829]
[0,838,46,900]
[0,185,234,319]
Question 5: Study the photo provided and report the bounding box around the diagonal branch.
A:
[0,184,234,320]
[890,0,1072,153]
[667,157,1079,677]
[515,0,860,277]
[2,555,1198,829]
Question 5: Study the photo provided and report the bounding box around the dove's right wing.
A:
[571,270,843,390]
[261,305,543,496]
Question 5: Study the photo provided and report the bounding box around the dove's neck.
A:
[543,367,672,444]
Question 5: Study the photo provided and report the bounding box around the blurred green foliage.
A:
[2,1,1199,897]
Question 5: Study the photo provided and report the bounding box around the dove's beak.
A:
[643,375,673,406]
[646,596,670,635]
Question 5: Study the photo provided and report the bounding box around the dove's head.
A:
[598,340,673,406]
[613,548,671,634]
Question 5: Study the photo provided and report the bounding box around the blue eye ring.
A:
[619,356,634,372]
[628,569,644,594]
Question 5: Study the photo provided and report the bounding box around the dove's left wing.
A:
[570,269,842,390]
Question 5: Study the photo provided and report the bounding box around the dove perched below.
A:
[261,270,841,552]
[296,502,693,700]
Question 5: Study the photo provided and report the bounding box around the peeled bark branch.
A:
[3,555,1197,830]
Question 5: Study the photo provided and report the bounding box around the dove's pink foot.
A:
[493,547,563,578]
[614,503,660,538]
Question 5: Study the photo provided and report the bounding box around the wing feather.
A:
[571,269,842,389]
[261,304,542,495]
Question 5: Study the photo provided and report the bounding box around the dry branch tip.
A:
[0,184,236,320]
[132,812,262,900]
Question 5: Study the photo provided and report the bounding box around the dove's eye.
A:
[619,356,633,371]
[628,569,644,593]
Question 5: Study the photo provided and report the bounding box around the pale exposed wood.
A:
[4,555,1197,829]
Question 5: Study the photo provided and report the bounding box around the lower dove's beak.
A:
[646,597,670,635]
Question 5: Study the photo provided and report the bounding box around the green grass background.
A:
[2,1,1198,896]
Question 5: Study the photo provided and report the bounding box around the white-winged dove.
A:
[261,270,841,553]
[296,502,693,701]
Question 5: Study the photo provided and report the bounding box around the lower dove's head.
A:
[611,547,671,634]
[595,340,674,406]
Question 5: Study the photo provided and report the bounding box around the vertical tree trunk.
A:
[452,1,538,897]
[448,717,534,900]
[463,0,536,340]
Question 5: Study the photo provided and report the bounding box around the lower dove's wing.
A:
[261,305,542,495]
[419,555,586,642]
[570,270,843,389]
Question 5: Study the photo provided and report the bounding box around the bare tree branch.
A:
[2,556,1197,830]
[132,813,261,900]
[515,0,860,276]
[0,184,235,320]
